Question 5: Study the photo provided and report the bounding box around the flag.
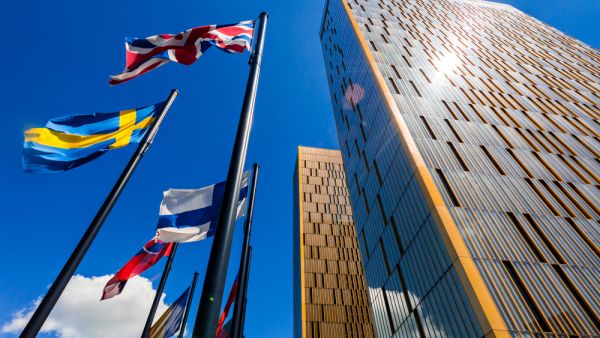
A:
[156,172,250,243]
[23,103,163,173]
[102,237,173,300]
[216,276,238,337]
[149,286,190,338]
[110,21,254,85]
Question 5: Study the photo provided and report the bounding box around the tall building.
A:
[320,0,599,337]
[293,146,375,338]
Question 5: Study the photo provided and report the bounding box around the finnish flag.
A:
[156,172,249,243]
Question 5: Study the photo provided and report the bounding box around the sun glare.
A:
[433,53,460,84]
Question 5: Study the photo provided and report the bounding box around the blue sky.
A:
[0,0,597,337]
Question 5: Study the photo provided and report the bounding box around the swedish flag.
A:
[23,103,163,173]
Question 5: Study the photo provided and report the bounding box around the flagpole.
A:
[178,272,199,338]
[20,89,179,338]
[230,163,260,338]
[238,246,252,338]
[192,12,268,338]
[142,242,179,338]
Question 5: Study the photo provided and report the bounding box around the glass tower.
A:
[320,0,599,337]
[293,146,375,338]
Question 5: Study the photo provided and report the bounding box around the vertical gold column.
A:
[297,149,307,338]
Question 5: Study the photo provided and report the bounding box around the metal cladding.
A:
[294,146,375,338]
[320,0,599,337]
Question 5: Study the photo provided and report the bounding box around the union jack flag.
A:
[109,21,254,85]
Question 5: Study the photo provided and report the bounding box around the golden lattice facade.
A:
[320,0,599,337]
[293,146,375,338]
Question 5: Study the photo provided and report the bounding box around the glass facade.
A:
[294,146,375,338]
[320,0,600,337]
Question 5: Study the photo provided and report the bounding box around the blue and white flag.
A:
[156,172,249,243]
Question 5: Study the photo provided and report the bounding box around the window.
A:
[531,152,561,181]
[445,119,463,143]
[388,77,400,94]
[502,261,552,332]
[402,55,412,68]
[447,142,469,171]
[369,40,378,52]
[481,146,505,175]
[492,125,513,148]
[419,69,430,83]
[377,195,387,223]
[538,179,576,217]
[409,80,422,97]
[391,64,401,79]
[524,178,559,216]
[389,217,404,255]
[507,148,533,178]
[420,116,437,139]
[373,160,383,186]
[505,212,546,262]
[436,169,461,207]
[442,100,459,120]
[362,187,370,213]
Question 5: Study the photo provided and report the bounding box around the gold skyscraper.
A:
[320,0,599,337]
[293,146,375,338]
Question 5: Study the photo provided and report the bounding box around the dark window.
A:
[481,146,505,175]
[370,40,378,52]
[436,169,461,207]
[447,142,469,171]
[420,116,437,139]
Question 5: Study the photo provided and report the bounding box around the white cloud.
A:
[2,275,168,338]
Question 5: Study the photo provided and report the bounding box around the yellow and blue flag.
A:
[23,103,163,173]
[149,286,190,338]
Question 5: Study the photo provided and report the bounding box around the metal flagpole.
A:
[178,272,199,338]
[192,12,268,338]
[230,163,260,338]
[238,246,252,338]
[142,243,179,338]
[20,89,179,338]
